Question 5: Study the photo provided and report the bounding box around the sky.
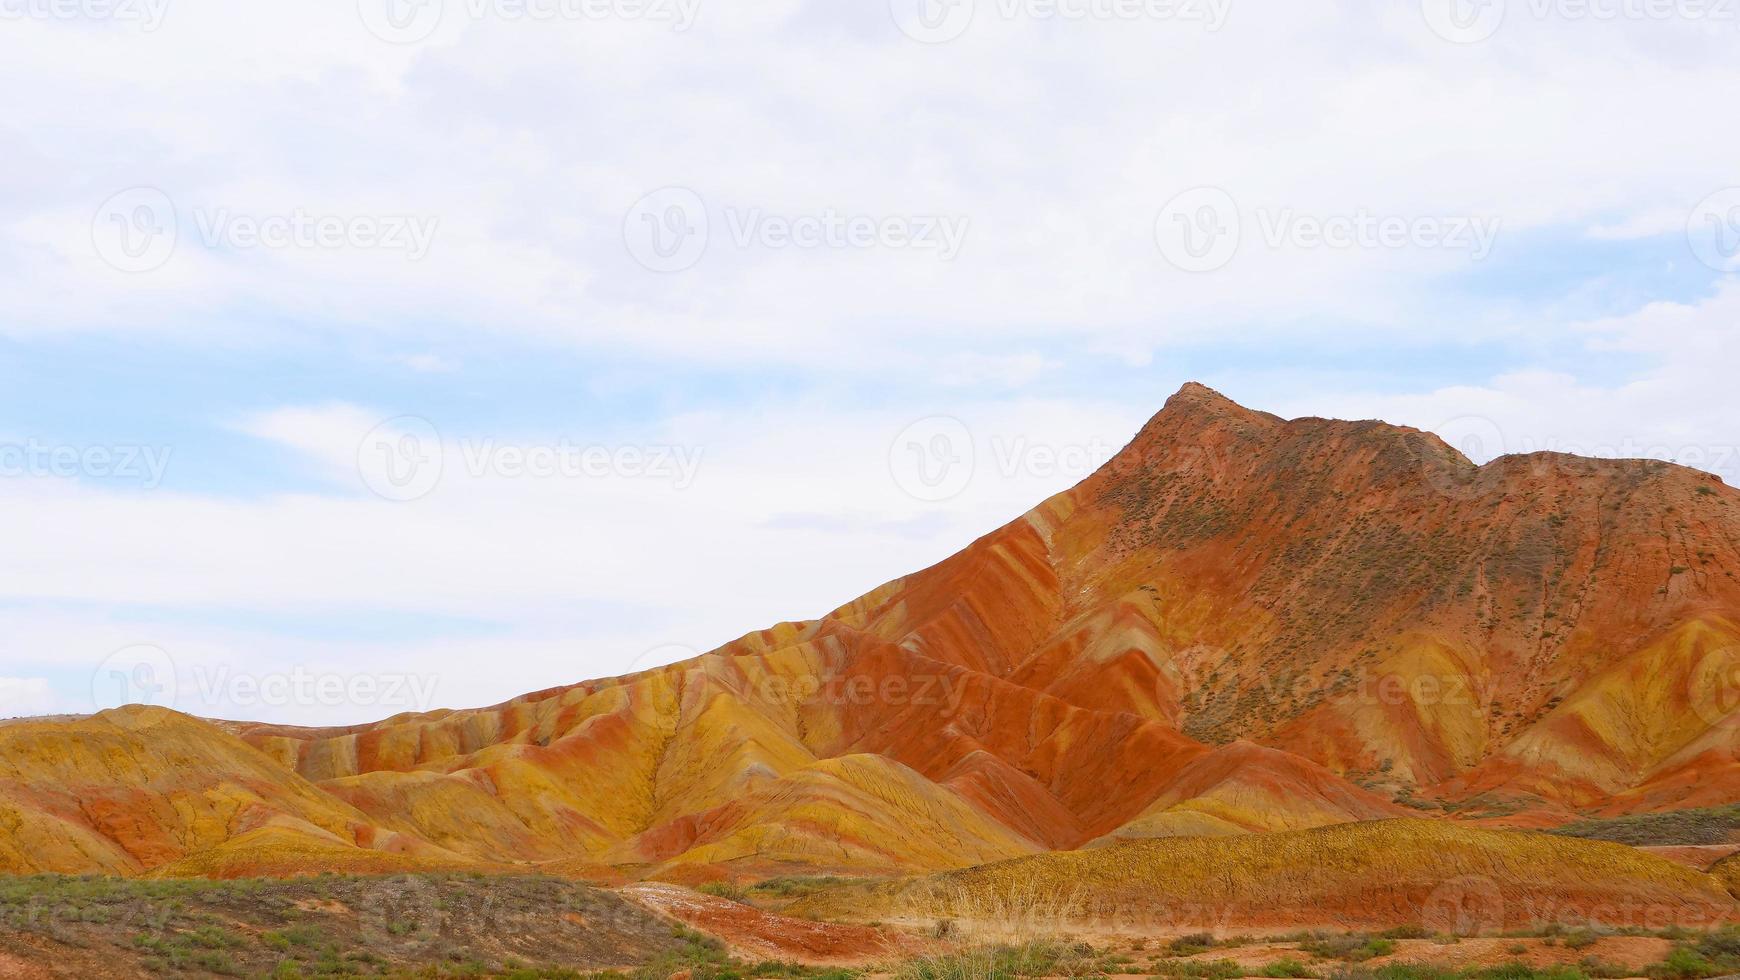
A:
[1,0,1737,723]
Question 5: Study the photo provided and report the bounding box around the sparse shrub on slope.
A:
[834,821,1735,933]
[894,940,1096,980]
[1548,805,1740,847]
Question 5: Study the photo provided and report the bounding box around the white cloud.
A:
[1263,283,1740,484]
[4,0,1737,725]
[0,393,1154,722]
[396,353,459,373]
[934,352,1057,388]
[0,677,56,719]
[1584,207,1692,242]
[3,0,1737,366]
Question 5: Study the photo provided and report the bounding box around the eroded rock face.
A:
[6,384,1740,878]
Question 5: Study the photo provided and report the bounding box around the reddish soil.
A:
[1640,844,1740,872]
[620,883,919,965]
[0,935,121,980]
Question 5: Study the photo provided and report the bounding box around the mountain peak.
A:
[1157,382,1279,423]
[1127,383,1280,444]
[1167,381,1235,406]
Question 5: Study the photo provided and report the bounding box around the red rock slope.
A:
[4,384,1738,878]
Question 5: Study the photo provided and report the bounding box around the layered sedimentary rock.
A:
[5,384,1738,879]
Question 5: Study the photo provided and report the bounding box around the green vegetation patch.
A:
[1546,805,1740,846]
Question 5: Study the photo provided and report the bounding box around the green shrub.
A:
[697,881,748,903]
[895,941,1093,980]
[1150,959,1243,980]
[1169,934,1218,956]
[1693,927,1740,963]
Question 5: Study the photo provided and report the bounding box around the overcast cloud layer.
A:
[1,0,1736,721]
